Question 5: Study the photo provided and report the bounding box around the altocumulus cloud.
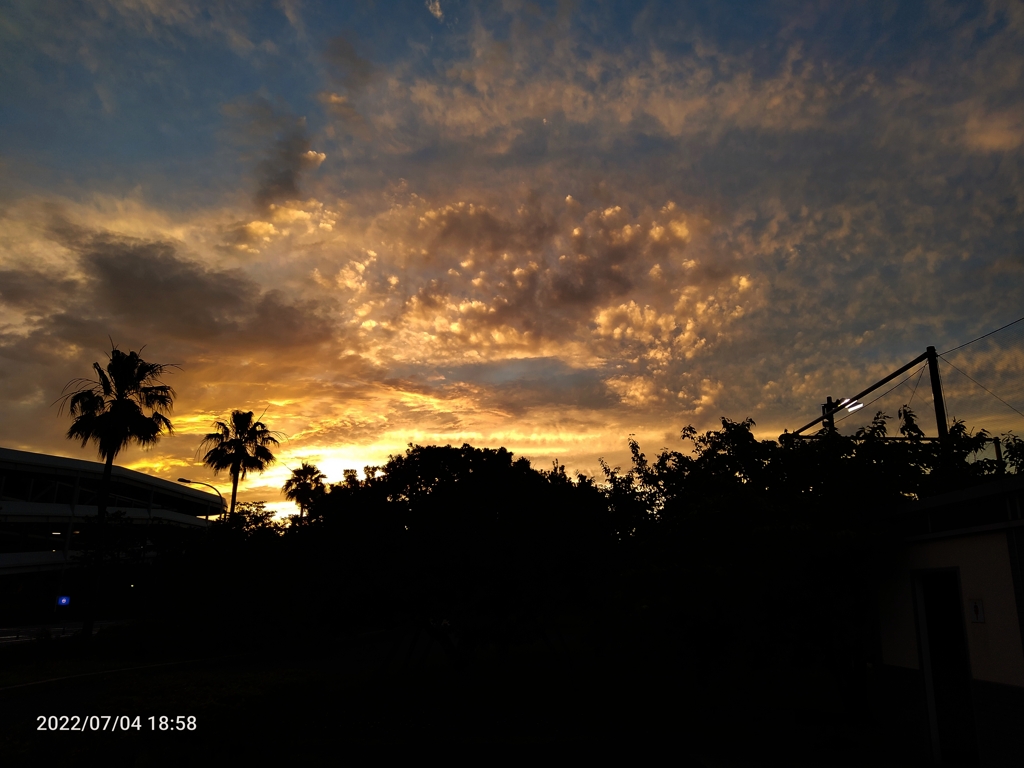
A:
[1,0,1023,494]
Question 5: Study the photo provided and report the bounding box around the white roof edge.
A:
[0,446,221,505]
[0,501,211,527]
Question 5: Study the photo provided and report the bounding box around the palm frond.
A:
[57,377,100,396]
[148,412,174,435]
[139,385,176,412]
[66,414,100,448]
[200,409,279,481]
[253,444,277,464]
[93,363,113,397]
[54,379,100,415]
[68,390,104,418]
[57,344,176,462]
[198,423,232,452]
[201,448,236,474]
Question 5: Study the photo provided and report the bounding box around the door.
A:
[914,568,979,765]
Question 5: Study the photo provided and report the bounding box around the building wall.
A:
[878,531,1024,687]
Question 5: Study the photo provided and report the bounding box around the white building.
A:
[0,446,221,577]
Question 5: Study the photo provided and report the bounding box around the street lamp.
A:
[177,478,225,520]
[820,396,865,432]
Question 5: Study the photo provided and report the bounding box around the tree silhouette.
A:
[57,344,177,523]
[283,462,327,524]
[199,410,279,517]
[229,501,286,538]
[1003,432,1024,474]
[56,342,176,638]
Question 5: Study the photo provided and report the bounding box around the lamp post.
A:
[177,478,225,520]
[819,396,864,433]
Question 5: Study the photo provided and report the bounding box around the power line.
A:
[940,315,1024,355]
[906,364,926,407]
[835,363,926,424]
[938,357,1024,421]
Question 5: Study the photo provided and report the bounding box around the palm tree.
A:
[58,344,177,523]
[283,462,327,524]
[199,410,279,517]
[56,343,176,640]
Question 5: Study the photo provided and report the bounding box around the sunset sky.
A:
[2,0,1023,513]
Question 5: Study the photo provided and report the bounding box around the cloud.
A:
[253,124,325,209]
[0,221,336,357]
[0,267,80,313]
[962,107,1024,152]
[276,0,305,34]
[425,1,443,22]
[222,96,327,209]
[323,35,375,94]
[329,17,857,164]
[3,1,1024,489]
[361,198,726,357]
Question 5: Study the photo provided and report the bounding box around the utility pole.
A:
[926,346,949,446]
[822,396,836,433]
[791,345,954,444]
[994,437,1005,474]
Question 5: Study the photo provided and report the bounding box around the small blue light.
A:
[57,596,70,606]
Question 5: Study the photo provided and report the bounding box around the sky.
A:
[1,0,1023,514]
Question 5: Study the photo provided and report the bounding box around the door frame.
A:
[911,565,977,764]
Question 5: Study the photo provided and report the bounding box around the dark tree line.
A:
[80,395,1019,698]
[296,405,1012,552]
[165,407,1011,659]
[42,343,1020,758]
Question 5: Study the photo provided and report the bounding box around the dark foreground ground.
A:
[0,621,921,766]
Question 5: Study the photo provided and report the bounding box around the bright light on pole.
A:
[177,478,225,520]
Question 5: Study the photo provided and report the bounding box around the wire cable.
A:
[938,354,949,432]
[940,315,1024,355]
[906,363,927,407]
[938,357,1024,421]
[834,363,927,424]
